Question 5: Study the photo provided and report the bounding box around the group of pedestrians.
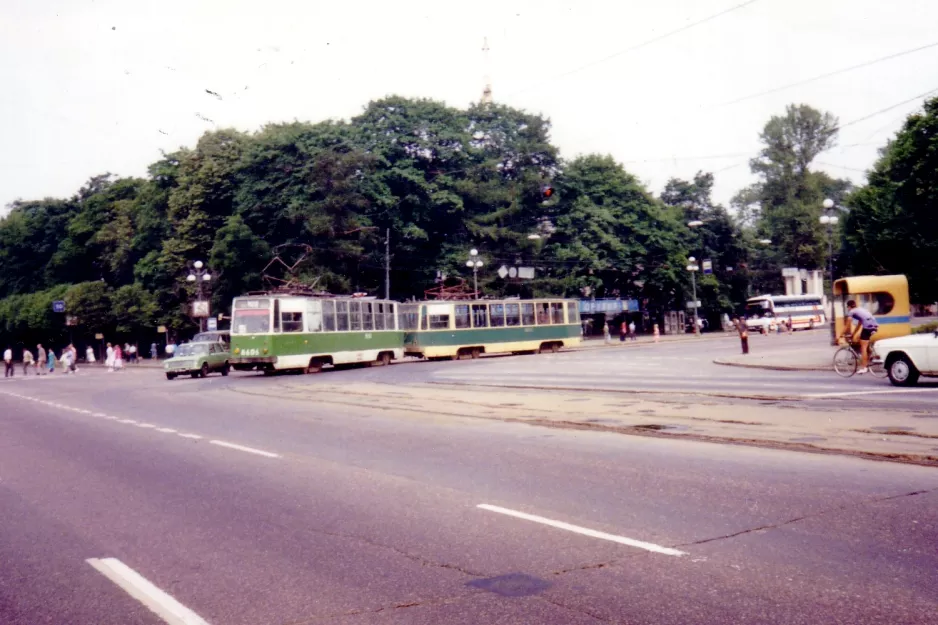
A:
[4,343,80,377]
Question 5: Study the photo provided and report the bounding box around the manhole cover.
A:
[467,573,551,597]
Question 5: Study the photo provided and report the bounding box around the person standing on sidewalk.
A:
[46,347,56,373]
[105,343,115,371]
[733,317,749,355]
[36,344,46,376]
[113,344,124,371]
[619,321,627,343]
[4,346,13,378]
[653,323,660,344]
[628,320,637,341]
[603,322,611,345]
[150,342,158,360]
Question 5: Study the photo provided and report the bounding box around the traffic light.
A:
[541,185,554,200]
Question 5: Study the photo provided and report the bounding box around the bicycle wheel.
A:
[869,360,888,379]
[833,347,858,378]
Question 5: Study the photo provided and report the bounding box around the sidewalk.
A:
[713,342,834,371]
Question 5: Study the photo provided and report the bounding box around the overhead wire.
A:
[715,40,938,107]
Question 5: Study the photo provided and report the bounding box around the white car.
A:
[873,330,938,386]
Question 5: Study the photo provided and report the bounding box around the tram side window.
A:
[429,314,450,330]
[307,301,322,332]
[362,303,374,331]
[472,304,489,328]
[350,302,362,331]
[505,303,520,326]
[375,303,386,330]
[282,312,303,333]
[551,302,564,324]
[398,305,418,330]
[521,303,535,326]
[386,303,396,330]
[491,304,506,327]
[273,299,281,332]
[336,301,349,331]
[322,301,336,332]
[566,302,578,324]
[455,305,471,329]
[537,303,550,324]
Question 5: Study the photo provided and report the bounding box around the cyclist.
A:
[842,300,879,374]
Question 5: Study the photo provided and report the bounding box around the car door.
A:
[924,332,938,374]
[208,343,224,371]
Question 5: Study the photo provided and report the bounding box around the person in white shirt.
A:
[3,347,13,378]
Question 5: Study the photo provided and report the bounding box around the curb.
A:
[712,358,829,372]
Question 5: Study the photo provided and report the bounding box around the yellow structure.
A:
[833,275,910,342]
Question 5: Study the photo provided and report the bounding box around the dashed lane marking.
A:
[477,504,686,557]
[209,440,280,458]
[86,557,211,625]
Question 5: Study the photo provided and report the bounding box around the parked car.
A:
[872,330,938,386]
[164,341,230,380]
[191,330,230,346]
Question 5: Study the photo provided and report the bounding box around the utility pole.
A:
[384,228,390,300]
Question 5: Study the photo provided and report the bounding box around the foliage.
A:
[842,97,938,303]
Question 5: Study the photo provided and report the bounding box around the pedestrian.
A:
[22,347,35,375]
[787,315,793,335]
[150,342,158,360]
[603,322,611,345]
[105,342,115,372]
[114,344,124,371]
[165,340,176,357]
[86,345,96,364]
[4,346,13,378]
[653,323,660,344]
[46,347,56,373]
[36,344,46,376]
[129,343,137,364]
[68,344,79,373]
[619,321,627,343]
[60,347,71,374]
[733,317,749,355]
[628,320,637,341]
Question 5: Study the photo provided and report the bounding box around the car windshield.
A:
[175,344,209,357]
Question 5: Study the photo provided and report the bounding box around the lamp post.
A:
[687,220,704,335]
[820,199,840,345]
[186,260,212,332]
[686,256,700,335]
[466,249,483,298]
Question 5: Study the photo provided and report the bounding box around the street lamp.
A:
[466,249,483,298]
[686,256,700,335]
[187,260,213,332]
[820,199,840,345]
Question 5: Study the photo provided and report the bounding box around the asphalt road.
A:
[2,347,938,624]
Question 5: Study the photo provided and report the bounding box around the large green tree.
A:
[843,96,938,302]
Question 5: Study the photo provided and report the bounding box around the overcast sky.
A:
[3,0,938,213]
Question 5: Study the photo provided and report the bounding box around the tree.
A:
[742,104,852,272]
[843,96,938,303]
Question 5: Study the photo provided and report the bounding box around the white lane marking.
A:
[477,504,686,557]
[118,419,138,424]
[93,412,108,418]
[136,423,157,429]
[156,427,178,434]
[209,440,280,459]
[106,416,120,420]
[86,557,211,625]
[804,388,938,398]
[177,433,202,440]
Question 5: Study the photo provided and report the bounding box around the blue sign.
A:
[702,259,713,275]
[578,299,640,314]
[207,317,218,331]
[52,300,66,313]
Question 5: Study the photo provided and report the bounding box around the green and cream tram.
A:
[229,293,404,373]
[400,299,582,360]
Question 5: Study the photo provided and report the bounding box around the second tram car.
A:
[400,298,582,359]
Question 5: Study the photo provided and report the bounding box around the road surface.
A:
[2,337,937,624]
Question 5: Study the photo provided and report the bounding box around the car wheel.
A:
[200,363,209,378]
[221,362,230,376]
[166,373,176,380]
[887,355,919,387]
[190,372,199,379]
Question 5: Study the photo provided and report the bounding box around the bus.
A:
[400,298,582,360]
[834,274,910,342]
[745,294,825,333]
[229,292,404,374]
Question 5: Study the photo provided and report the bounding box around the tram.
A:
[400,298,582,360]
[833,274,911,342]
[229,291,404,373]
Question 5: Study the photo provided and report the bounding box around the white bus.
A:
[745,295,826,333]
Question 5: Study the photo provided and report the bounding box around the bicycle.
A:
[833,339,887,378]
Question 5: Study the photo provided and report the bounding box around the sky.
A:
[3,0,938,214]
